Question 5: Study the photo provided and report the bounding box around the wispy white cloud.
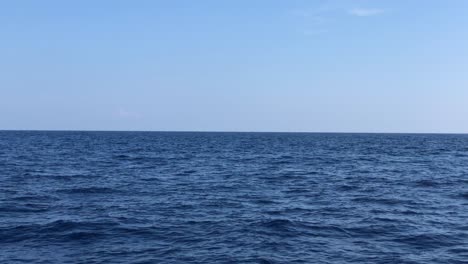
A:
[290,4,386,36]
[348,8,384,17]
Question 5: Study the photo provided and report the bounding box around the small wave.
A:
[11,194,58,202]
[113,154,130,159]
[47,174,95,180]
[112,154,168,165]
[256,258,275,264]
[175,169,197,176]
[352,197,406,206]
[458,192,468,200]
[258,219,294,230]
[448,247,468,254]
[253,199,277,205]
[65,231,104,241]
[414,179,440,188]
[253,219,352,238]
[271,160,293,165]
[0,220,119,243]
[0,203,51,213]
[392,233,461,249]
[336,184,360,191]
[56,187,118,194]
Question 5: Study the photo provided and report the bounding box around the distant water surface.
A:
[0,131,467,263]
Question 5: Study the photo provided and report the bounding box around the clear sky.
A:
[1,0,467,133]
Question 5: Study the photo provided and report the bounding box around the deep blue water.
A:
[1,131,467,264]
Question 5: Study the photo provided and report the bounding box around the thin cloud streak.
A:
[290,4,386,36]
[349,8,384,17]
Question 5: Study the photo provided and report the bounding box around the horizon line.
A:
[1,129,467,135]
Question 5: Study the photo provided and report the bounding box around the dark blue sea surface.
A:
[1,131,467,263]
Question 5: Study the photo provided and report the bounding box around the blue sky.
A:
[1,0,467,132]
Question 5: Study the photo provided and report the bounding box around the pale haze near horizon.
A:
[1,0,467,133]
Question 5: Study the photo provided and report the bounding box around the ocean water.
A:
[0,131,467,264]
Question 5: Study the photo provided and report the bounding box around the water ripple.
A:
[1,131,467,263]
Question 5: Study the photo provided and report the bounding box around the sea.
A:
[0,131,467,263]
